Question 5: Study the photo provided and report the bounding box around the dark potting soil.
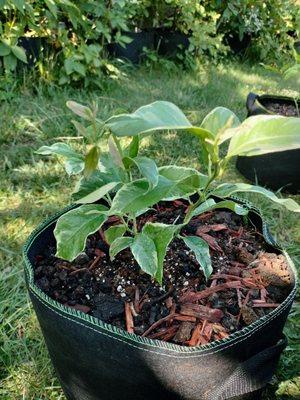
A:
[34,201,292,346]
[263,100,299,117]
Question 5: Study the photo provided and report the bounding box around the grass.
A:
[0,61,299,399]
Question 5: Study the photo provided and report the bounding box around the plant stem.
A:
[183,161,222,224]
[294,97,299,117]
[132,217,138,235]
[112,134,131,182]
[120,215,133,234]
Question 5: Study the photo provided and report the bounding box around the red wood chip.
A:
[180,303,224,323]
[180,281,243,303]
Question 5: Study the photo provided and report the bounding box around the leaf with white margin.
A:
[54,204,108,261]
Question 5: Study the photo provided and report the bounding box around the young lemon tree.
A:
[37,101,300,283]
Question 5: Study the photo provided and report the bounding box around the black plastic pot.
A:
[107,30,154,64]
[17,37,45,68]
[155,29,190,57]
[23,199,296,400]
[236,92,300,194]
[223,33,252,55]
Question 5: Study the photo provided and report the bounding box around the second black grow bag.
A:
[236,92,300,194]
[155,29,190,58]
[23,199,297,400]
[107,30,154,64]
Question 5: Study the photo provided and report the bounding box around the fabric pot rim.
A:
[246,92,300,116]
[23,198,297,357]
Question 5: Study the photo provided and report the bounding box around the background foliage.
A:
[0,0,299,86]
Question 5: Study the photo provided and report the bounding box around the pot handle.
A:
[246,92,258,114]
[208,335,287,400]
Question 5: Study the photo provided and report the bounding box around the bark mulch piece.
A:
[264,101,299,117]
[34,202,292,346]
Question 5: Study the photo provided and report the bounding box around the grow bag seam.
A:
[23,200,297,355]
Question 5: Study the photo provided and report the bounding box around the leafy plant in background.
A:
[37,101,300,284]
[283,41,300,88]
[214,0,299,62]
[0,0,132,84]
[45,0,132,87]
[0,0,32,72]
[172,0,226,61]
[1,0,299,81]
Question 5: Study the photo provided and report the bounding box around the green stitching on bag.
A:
[23,200,297,354]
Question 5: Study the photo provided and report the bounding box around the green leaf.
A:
[13,0,25,13]
[127,135,139,158]
[72,171,120,202]
[192,198,248,217]
[123,156,159,187]
[110,166,207,215]
[36,143,84,176]
[99,153,127,183]
[201,107,240,139]
[54,204,108,261]
[72,120,87,137]
[182,236,212,280]
[110,236,133,259]
[105,225,126,245]
[130,233,158,277]
[105,101,213,140]
[36,142,82,158]
[45,0,58,17]
[227,115,300,158]
[143,223,178,284]
[120,35,133,44]
[190,198,216,217]
[3,54,17,71]
[158,166,208,200]
[108,136,123,168]
[66,101,93,120]
[109,176,173,215]
[74,182,118,204]
[84,146,100,178]
[0,43,10,56]
[64,157,85,175]
[11,45,27,63]
[211,183,300,213]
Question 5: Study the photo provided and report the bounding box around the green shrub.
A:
[214,0,299,62]
[0,0,132,86]
[0,0,299,85]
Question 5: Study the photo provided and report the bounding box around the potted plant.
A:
[107,0,155,64]
[237,39,300,193]
[151,0,190,58]
[154,1,223,62]
[0,0,46,71]
[24,101,299,400]
[236,41,300,194]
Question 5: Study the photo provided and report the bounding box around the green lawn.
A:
[0,62,299,399]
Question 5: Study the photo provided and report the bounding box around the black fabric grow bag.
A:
[155,29,190,57]
[107,30,154,64]
[23,200,297,400]
[236,92,300,194]
[17,37,44,68]
[223,32,252,55]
